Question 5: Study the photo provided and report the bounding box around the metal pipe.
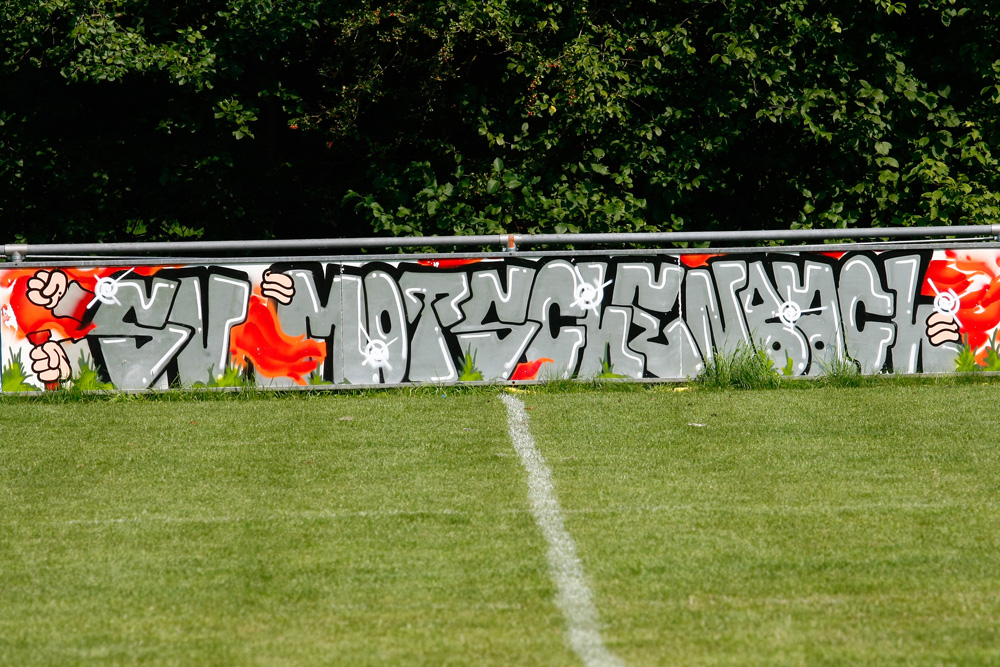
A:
[1,235,509,261]
[4,225,999,260]
[511,224,1000,246]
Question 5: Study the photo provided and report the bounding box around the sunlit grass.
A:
[2,382,1000,664]
[526,384,1000,665]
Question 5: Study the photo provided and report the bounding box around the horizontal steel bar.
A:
[516,225,1000,246]
[2,234,511,260]
[4,225,999,259]
[7,238,999,271]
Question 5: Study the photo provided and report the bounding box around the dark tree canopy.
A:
[2,0,999,243]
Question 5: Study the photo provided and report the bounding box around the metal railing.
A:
[4,224,1000,261]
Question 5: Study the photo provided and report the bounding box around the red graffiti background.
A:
[229,294,326,385]
[922,250,1000,359]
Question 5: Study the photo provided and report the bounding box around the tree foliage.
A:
[2,0,999,243]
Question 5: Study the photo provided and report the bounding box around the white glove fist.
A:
[26,270,69,310]
[29,340,71,383]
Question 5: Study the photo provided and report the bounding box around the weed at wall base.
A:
[696,345,781,390]
[817,355,869,388]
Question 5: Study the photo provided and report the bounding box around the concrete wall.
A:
[0,246,992,391]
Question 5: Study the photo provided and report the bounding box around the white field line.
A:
[500,393,624,667]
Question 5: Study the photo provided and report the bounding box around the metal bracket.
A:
[4,245,26,262]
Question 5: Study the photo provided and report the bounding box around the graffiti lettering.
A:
[0,249,990,391]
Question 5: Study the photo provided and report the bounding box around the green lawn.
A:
[526,385,1000,665]
[2,383,1000,665]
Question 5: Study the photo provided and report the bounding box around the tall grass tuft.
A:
[817,354,868,387]
[696,344,781,390]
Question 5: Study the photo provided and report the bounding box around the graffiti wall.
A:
[1,247,997,391]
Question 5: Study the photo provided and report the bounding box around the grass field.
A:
[2,380,1000,665]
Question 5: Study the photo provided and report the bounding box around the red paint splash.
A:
[679,254,723,268]
[417,258,483,269]
[818,251,846,260]
[922,250,1000,359]
[229,295,326,385]
[510,357,554,381]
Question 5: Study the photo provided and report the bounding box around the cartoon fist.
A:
[925,311,961,346]
[29,340,71,383]
[26,269,69,310]
[261,270,295,305]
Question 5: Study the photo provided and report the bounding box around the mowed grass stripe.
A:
[0,395,579,666]
[523,384,1000,666]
